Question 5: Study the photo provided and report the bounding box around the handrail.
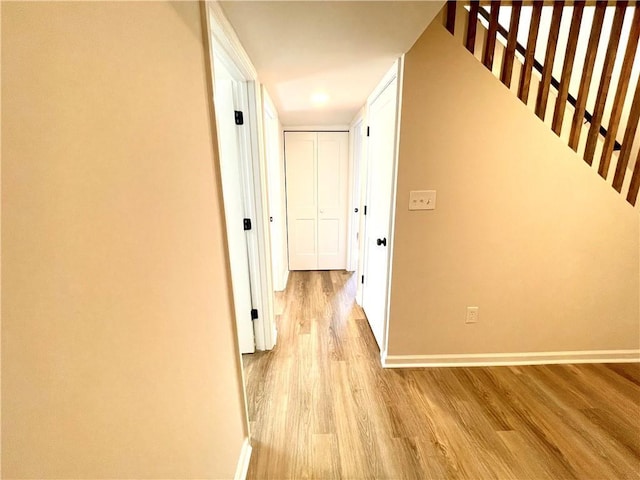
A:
[476,5,622,151]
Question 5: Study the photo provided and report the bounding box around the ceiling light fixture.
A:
[310,92,330,106]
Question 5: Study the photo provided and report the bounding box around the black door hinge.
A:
[361,275,365,284]
[366,126,370,137]
[364,205,367,215]
[243,218,252,230]
[235,110,244,125]
[251,309,259,320]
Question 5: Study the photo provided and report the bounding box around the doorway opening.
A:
[205,3,404,458]
[207,3,277,361]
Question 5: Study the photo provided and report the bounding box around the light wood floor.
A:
[243,270,640,479]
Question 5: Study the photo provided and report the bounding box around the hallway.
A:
[243,271,640,479]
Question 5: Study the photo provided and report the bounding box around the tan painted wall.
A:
[1,2,248,478]
[388,22,639,356]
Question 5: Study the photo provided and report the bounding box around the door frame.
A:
[352,107,368,305]
[360,58,405,362]
[283,131,350,271]
[347,116,363,273]
[206,2,276,351]
[262,89,289,292]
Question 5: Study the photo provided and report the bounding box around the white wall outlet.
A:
[409,190,436,210]
[466,306,479,324]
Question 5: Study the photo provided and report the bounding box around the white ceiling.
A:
[219,1,445,126]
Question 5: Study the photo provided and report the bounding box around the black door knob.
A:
[270,216,273,222]
[354,207,359,213]
[376,238,387,247]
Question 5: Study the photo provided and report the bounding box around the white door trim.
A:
[206,1,276,351]
[284,125,350,131]
[207,2,258,80]
[234,438,253,480]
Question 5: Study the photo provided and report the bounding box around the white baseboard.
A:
[275,269,289,292]
[382,349,640,368]
[234,438,252,480]
[280,269,289,292]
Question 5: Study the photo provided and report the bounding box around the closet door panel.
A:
[317,132,348,270]
[285,132,318,270]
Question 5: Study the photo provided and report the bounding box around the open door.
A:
[361,71,400,352]
[348,119,364,272]
[263,93,288,291]
[212,55,256,354]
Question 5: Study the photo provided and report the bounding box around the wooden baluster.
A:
[627,150,640,206]
[483,1,501,71]
[446,1,457,35]
[613,80,640,192]
[598,6,640,180]
[568,1,607,151]
[535,2,564,120]
[501,1,522,88]
[583,2,627,166]
[552,2,585,135]
[518,1,543,104]
[466,1,480,54]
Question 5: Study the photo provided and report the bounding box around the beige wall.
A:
[388,22,639,356]
[2,2,247,478]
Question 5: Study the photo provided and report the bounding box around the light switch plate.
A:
[409,190,436,210]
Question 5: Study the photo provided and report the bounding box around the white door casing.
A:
[285,131,349,271]
[362,71,400,352]
[212,57,256,354]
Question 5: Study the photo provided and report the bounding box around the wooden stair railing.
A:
[444,1,640,208]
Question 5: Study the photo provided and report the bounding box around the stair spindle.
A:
[518,1,543,104]
[535,2,564,121]
[598,5,640,180]
[446,1,457,35]
[613,79,640,192]
[500,1,522,88]
[584,2,627,166]
[568,1,607,151]
[552,2,585,136]
[627,150,640,206]
[466,1,480,54]
[483,1,501,71]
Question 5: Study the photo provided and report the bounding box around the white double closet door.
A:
[285,131,349,270]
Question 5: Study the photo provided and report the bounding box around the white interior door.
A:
[362,77,399,351]
[317,132,349,270]
[212,57,255,354]
[349,121,364,272]
[264,99,286,290]
[285,132,318,270]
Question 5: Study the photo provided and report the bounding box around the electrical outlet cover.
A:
[466,306,479,324]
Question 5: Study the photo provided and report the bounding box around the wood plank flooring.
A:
[243,271,640,479]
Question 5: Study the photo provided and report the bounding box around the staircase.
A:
[443,1,640,208]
